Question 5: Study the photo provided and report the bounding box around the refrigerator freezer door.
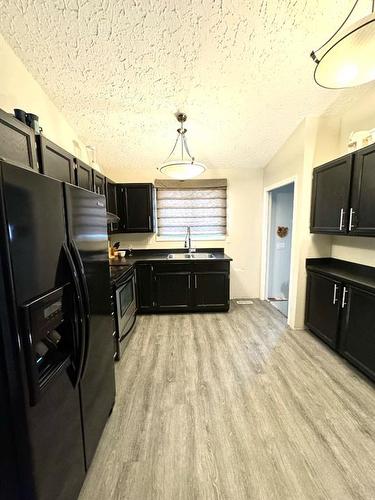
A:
[1,163,86,500]
[64,183,115,468]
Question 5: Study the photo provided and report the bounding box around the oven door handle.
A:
[62,242,86,387]
[69,240,91,381]
[116,270,135,289]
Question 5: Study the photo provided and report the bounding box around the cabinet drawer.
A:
[152,260,229,274]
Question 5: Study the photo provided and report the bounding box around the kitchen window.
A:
[155,178,227,240]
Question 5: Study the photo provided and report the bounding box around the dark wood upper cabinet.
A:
[0,109,38,170]
[92,170,106,195]
[305,271,341,349]
[36,136,75,183]
[349,143,375,236]
[106,179,118,215]
[118,183,154,233]
[75,159,93,191]
[339,285,375,381]
[310,155,353,234]
[193,272,229,308]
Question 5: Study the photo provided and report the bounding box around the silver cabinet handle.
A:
[339,208,345,231]
[333,284,339,304]
[349,208,355,231]
[194,275,197,289]
[148,215,151,229]
[188,275,191,289]
[341,286,348,309]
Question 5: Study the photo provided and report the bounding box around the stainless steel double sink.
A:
[167,253,216,260]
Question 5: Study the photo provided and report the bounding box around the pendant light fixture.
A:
[310,0,375,89]
[159,113,206,180]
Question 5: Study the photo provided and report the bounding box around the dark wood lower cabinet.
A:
[155,272,191,309]
[305,272,341,348]
[305,261,375,383]
[136,264,154,310]
[136,261,230,313]
[194,272,229,309]
[339,285,375,381]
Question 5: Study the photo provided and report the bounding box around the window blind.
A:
[156,180,227,239]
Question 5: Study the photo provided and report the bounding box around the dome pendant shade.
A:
[159,161,206,180]
[159,113,206,180]
[312,8,375,89]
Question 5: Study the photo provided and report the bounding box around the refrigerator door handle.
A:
[62,242,86,386]
[70,240,91,380]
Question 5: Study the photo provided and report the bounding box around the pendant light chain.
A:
[163,114,194,162]
[165,133,180,161]
[183,134,193,160]
[312,0,360,57]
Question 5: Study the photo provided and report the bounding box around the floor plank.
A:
[79,300,375,500]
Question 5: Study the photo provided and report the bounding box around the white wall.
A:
[109,166,264,299]
[0,34,92,165]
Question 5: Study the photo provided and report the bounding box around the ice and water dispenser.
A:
[22,284,76,405]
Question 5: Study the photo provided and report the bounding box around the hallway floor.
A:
[79,300,375,500]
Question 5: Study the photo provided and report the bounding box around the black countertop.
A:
[306,258,375,293]
[109,248,232,267]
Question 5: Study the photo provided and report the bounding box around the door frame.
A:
[260,176,297,324]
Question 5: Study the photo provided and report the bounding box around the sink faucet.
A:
[184,226,195,253]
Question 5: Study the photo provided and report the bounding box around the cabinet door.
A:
[92,171,106,195]
[305,272,341,349]
[339,285,375,381]
[155,272,191,309]
[349,143,375,236]
[0,109,38,170]
[136,264,154,310]
[310,155,353,234]
[193,272,229,309]
[106,180,117,215]
[37,136,75,183]
[123,184,154,233]
[75,160,93,191]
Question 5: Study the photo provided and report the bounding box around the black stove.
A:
[109,264,133,286]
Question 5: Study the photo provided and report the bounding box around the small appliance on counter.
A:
[110,264,137,359]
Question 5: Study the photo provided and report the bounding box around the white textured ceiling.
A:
[0,0,371,176]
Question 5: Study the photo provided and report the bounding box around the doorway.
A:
[265,182,295,318]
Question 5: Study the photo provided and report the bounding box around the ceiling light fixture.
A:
[310,0,375,89]
[159,113,206,180]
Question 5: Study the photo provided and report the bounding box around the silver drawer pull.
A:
[349,208,355,231]
[341,286,348,309]
[339,208,345,231]
[333,284,339,304]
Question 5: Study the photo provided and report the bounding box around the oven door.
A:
[115,273,136,341]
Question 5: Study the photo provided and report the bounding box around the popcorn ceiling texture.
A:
[0,0,368,178]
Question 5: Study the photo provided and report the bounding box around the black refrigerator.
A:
[0,161,115,500]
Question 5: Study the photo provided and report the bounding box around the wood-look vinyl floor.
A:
[79,300,375,500]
